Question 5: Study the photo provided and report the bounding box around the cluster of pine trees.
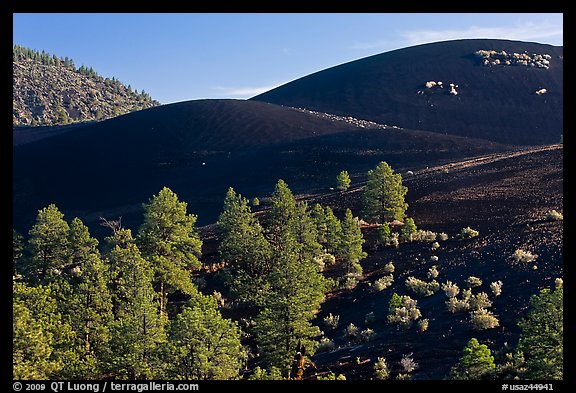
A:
[13,44,157,105]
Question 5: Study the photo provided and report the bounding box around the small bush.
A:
[359,328,376,343]
[212,291,225,307]
[442,281,460,298]
[555,278,563,289]
[470,308,500,330]
[389,233,400,248]
[401,218,417,241]
[431,241,440,251]
[413,229,437,242]
[342,274,359,290]
[460,226,479,239]
[383,261,395,274]
[490,281,503,297]
[374,357,390,380]
[373,275,394,291]
[388,295,421,327]
[512,249,538,264]
[400,353,418,373]
[345,323,359,338]
[446,297,471,314]
[317,372,346,380]
[252,197,260,206]
[546,210,563,221]
[428,265,439,279]
[405,276,440,297]
[317,337,335,353]
[314,253,336,271]
[430,255,439,263]
[417,318,429,332]
[365,311,376,325]
[323,313,340,331]
[466,276,483,288]
[469,292,492,310]
[438,232,449,241]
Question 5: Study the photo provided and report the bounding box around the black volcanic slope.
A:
[252,39,563,145]
[13,99,507,234]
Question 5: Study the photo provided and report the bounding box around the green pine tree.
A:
[517,287,563,380]
[106,228,166,379]
[336,170,351,191]
[167,291,245,380]
[339,209,367,275]
[450,338,496,380]
[217,187,272,305]
[324,207,343,256]
[13,229,24,277]
[137,187,202,316]
[400,217,417,241]
[310,203,328,244]
[26,204,71,283]
[362,161,408,223]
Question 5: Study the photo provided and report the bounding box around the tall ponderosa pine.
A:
[254,180,331,373]
[324,206,343,256]
[217,187,272,305]
[26,204,71,283]
[106,229,166,379]
[65,219,113,377]
[167,291,245,380]
[310,203,328,244]
[137,187,202,315]
[293,202,323,261]
[517,287,563,380]
[339,209,367,275]
[362,161,408,223]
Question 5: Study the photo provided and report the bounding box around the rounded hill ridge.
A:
[251,39,563,145]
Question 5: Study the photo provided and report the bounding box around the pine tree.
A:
[267,179,297,246]
[217,187,272,305]
[362,161,408,223]
[378,222,391,246]
[400,217,417,241]
[106,228,166,379]
[324,207,343,256]
[336,170,351,191]
[339,209,367,275]
[293,202,323,261]
[26,204,71,283]
[137,187,202,316]
[517,287,563,379]
[13,229,24,276]
[167,291,245,380]
[450,338,496,379]
[310,203,328,244]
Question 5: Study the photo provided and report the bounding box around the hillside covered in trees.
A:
[13,45,160,126]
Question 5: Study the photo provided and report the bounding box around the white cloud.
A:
[213,84,282,98]
[401,21,563,46]
[352,19,562,52]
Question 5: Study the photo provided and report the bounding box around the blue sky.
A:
[13,13,563,104]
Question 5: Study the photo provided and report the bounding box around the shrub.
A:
[323,313,340,330]
[317,336,335,353]
[345,323,359,338]
[212,291,225,307]
[512,249,538,264]
[466,276,483,288]
[383,261,395,274]
[405,276,440,297]
[469,292,492,310]
[446,297,471,314]
[490,281,503,297]
[470,308,500,330]
[413,229,437,242]
[317,372,346,380]
[442,281,460,298]
[431,241,440,251]
[342,274,359,290]
[555,278,563,289]
[460,226,479,239]
[389,233,400,248]
[428,265,439,279]
[252,197,260,206]
[365,311,376,324]
[401,218,417,241]
[374,357,390,380]
[314,253,336,271]
[400,353,418,373]
[359,328,376,343]
[388,295,421,327]
[546,210,563,221]
[373,275,394,291]
[417,318,429,332]
[430,255,439,263]
[438,232,449,241]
